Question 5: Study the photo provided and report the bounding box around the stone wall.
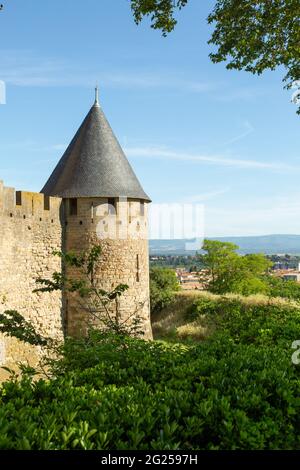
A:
[64,197,152,339]
[0,181,64,380]
[0,184,152,381]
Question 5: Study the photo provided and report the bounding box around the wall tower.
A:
[41,89,152,339]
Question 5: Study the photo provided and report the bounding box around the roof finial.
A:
[94,84,99,106]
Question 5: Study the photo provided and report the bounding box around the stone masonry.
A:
[0,93,152,379]
[64,198,151,338]
[0,181,64,380]
[0,185,152,379]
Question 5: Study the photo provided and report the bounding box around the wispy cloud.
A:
[214,87,267,103]
[48,144,67,151]
[103,73,213,92]
[125,145,298,171]
[0,50,267,105]
[0,50,68,86]
[0,140,66,153]
[0,50,214,92]
[224,120,254,146]
[183,188,230,203]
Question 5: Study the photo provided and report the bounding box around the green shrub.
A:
[2,289,300,450]
[0,334,300,450]
[265,276,300,301]
[187,296,300,347]
[186,296,219,319]
[150,267,180,314]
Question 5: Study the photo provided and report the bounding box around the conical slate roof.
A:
[41,95,150,201]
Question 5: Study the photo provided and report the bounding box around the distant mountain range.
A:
[149,235,300,255]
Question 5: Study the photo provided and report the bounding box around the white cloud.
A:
[125,145,298,171]
[214,87,267,103]
[0,50,214,92]
[102,73,213,92]
[182,188,230,203]
[0,50,269,106]
[0,140,67,153]
[48,144,67,151]
[224,120,254,146]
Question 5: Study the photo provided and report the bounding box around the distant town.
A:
[150,253,300,290]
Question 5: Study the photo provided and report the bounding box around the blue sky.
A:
[0,0,300,237]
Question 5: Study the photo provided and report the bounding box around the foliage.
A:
[231,276,269,296]
[3,2,300,110]
[131,0,188,36]
[2,290,300,449]
[265,275,300,301]
[150,267,180,314]
[198,239,271,295]
[187,295,300,347]
[35,246,144,338]
[0,329,300,449]
[208,0,300,113]
[150,254,204,271]
[1,250,300,451]
[131,1,300,114]
[0,310,48,346]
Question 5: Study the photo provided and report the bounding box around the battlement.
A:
[64,196,148,240]
[0,180,62,220]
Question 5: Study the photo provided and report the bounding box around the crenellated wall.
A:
[0,181,152,380]
[0,181,64,380]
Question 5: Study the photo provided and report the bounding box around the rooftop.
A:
[41,89,150,201]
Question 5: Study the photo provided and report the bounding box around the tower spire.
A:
[94,84,99,107]
[41,92,150,201]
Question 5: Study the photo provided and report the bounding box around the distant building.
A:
[282,273,300,282]
[272,268,300,283]
[175,269,204,290]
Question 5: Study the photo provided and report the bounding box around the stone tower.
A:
[41,89,152,339]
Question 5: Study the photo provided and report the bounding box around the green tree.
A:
[198,239,240,293]
[150,266,180,314]
[132,0,300,113]
[131,0,188,36]
[208,0,300,112]
[198,239,271,294]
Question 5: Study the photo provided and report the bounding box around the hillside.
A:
[151,290,298,341]
[149,234,300,255]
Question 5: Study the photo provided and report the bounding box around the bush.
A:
[150,267,180,314]
[2,286,300,450]
[265,276,300,301]
[187,296,300,347]
[0,332,300,450]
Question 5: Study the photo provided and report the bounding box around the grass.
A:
[152,289,299,342]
